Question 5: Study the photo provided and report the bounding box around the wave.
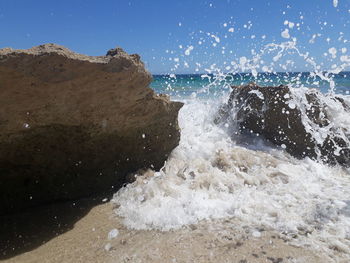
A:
[112,90,350,261]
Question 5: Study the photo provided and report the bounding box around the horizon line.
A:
[152,71,350,76]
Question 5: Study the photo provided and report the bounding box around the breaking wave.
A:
[112,90,350,260]
[112,3,350,260]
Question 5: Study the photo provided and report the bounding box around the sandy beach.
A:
[1,196,330,263]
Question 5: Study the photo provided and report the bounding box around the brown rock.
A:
[0,44,183,214]
[216,83,350,166]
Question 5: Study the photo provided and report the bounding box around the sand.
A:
[0,194,334,263]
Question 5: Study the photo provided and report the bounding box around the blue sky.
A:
[0,0,349,74]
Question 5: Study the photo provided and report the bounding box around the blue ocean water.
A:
[151,72,350,99]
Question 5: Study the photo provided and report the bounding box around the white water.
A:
[289,87,350,154]
[112,2,350,260]
[113,93,350,261]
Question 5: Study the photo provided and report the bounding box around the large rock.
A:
[216,83,350,166]
[0,44,183,214]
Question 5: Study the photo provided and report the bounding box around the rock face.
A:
[216,83,350,166]
[0,44,183,214]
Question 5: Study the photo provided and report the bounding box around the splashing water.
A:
[334,0,339,8]
[113,3,350,262]
[113,97,350,260]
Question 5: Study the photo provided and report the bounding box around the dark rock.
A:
[0,44,183,214]
[217,83,350,166]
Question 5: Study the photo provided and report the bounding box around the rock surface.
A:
[0,44,183,214]
[216,83,350,166]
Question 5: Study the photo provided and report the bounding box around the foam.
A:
[112,7,350,259]
[113,97,350,260]
[288,87,350,149]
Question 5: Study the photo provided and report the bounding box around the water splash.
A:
[113,98,350,261]
[334,0,339,8]
[113,3,350,261]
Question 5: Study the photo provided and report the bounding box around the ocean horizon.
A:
[152,71,350,98]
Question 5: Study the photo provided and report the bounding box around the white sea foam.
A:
[112,5,350,260]
[288,87,350,149]
[113,95,350,260]
[108,229,119,240]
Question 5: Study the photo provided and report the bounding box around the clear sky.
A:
[0,0,349,74]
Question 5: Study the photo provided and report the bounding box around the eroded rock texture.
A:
[216,83,350,167]
[0,44,183,214]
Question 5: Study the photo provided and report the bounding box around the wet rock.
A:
[0,44,183,214]
[217,83,350,166]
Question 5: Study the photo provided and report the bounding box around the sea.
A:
[112,73,350,261]
[151,72,350,99]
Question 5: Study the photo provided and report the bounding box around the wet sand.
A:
[0,195,335,263]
